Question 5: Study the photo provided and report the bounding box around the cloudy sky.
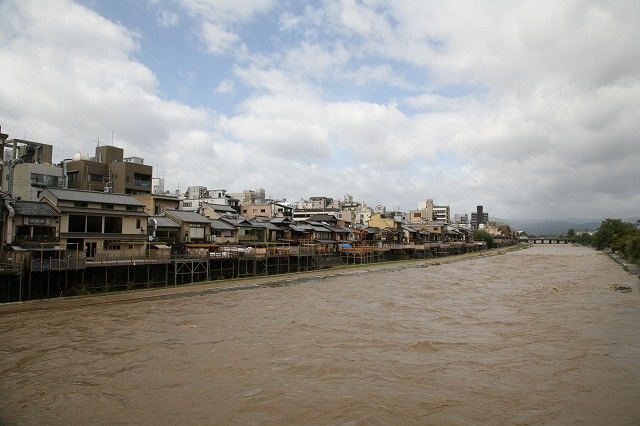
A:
[1,0,639,220]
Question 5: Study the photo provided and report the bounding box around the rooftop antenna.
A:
[93,136,101,147]
[111,128,114,146]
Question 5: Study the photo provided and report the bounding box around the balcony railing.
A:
[14,236,60,243]
[31,257,86,272]
[86,253,172,266]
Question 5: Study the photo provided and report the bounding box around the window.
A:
[126,205,138,211]
[86,216,102,232]
[74,201,88,207]
[32,226,55,237]
[101,204,114,209]
[16,225,30,237]
[104,217,122,233]
[68,215,86,232]
[105,242,121,251]
[31,173,60,187]
[89,174,103,182]
[67,172,77,183]
[189,224,205,239]
[156,229,179,240]
[136,219,141,229]
[134,173,151,187]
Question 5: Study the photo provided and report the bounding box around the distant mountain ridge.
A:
[495,217,639,236]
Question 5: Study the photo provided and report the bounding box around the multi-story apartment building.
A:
[185,186,208,200]
[64,145,153,195]
[409,199,450,224]
[152,177,165,194]
[181,188,240,212]
[1,139,64,201]
[471,205,489,229]
[229,188,267,204]
[339,194,373,226]
[292,196,344,222]
[453,213,469,227]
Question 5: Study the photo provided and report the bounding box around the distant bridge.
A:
[519,237,577,244]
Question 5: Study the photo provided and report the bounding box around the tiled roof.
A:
[163,209,211,224]
[42,188,144,206]
[220,217,255,227]
[203,203,237,213]
[149,216,180,228]
[209,219,236,230]
[12,201,58,217]
[270,217,291,224]
[250,220,281,231]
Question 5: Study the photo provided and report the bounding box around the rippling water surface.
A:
[1,245,639,425]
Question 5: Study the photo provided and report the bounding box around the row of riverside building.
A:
[0,129,516,303]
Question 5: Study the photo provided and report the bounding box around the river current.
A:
[1,244,639,425]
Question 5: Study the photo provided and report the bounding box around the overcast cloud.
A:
[1,0,638,220]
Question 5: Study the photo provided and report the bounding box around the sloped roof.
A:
[270,217,291,224]
[12,201,59,217]
[209,219,236,230]
[220,217,256,227]
[308,214,338,222]
[41,188,144,206]
[149,216,180,228]
[290,224,313,232]
[250,220,281,231]
[333,225,353,233]
[163,209,211,224]
[203,202,237,213]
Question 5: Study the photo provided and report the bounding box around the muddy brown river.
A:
[1,245,639,425]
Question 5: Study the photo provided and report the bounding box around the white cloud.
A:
[156,8,180,27]
[215,79,235,94]
[178,0,274,55]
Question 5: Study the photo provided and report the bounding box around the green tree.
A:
[576,232,593,246]
[625,233,640,262]
[473,230,494,249]
[567,228,576,237]
[609,228,640,253]
[592,219,635,250]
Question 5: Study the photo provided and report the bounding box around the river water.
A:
[1,245,639,425]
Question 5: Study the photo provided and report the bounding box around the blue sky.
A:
[1,0,639,220]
